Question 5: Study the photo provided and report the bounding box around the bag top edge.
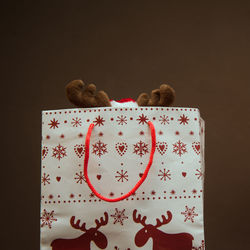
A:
[42,106,201,113]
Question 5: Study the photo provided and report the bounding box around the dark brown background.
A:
[2,1,250,249]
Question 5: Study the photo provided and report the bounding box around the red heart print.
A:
[77,147,83,154]
[182,172,187,177]
[156,142,168,155]
[74,144,85,158]
[115,142,128,156]
[42,146,48,160]
[139,173,143,178]
[56,176,61,182]
[97,175,102,180]
[192,142,201,155]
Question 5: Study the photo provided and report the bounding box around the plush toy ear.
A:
[66,80,111,108]
[137,84,175,107]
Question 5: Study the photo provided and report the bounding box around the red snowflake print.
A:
[71,117,82,127]
[133,140,149,157]
[111,208,128,225]
[151,190,156,195]
[93,115,105,126]
[137,114,149,125]
[181,206,198,223]
[116,115,127,125]
[192,189,197,194]
[115,170,128,182]
[89,192,95,198]
[173,140,187,157]
[159,115,169,125]
[178,114,189,125]
[48,118,60,129]
[170,190,176,195]
[158,168,171,181]
[52,144,67,160]
[74,171,86,184]
[42,146,48,160]
[41,173,50,186]
[195,168,203,180]
[192,240,205,250]
[40,209,57,229]
[158,130,163,135]
[92,140,108,157]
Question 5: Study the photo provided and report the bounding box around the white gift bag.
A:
[40,106,205,250]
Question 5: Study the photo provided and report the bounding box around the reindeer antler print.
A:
[155,211,172,228]
[70,216,87,232]
[95,212,109,229]
[133,209,147,226]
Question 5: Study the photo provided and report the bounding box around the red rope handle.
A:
[84,121,156,202]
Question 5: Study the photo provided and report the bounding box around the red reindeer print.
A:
[51,212,108,250]
[133,209,193,250]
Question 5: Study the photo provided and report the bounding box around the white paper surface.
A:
[41,107,205,250]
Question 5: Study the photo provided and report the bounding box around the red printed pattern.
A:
[156,142,168,155]
[133,209,194,249]
[47,210,202,249]
[115,142,128,156]
[74,144,85,158]
[50,212,108,250]
[192,142,200,155]
[42,109,204,249]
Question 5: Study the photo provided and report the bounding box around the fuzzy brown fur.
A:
[66,80,175,108]
[66,80,111,108]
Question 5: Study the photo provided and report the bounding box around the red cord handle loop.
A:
[84,121,156,202]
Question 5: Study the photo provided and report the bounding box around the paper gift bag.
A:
[40,107,205,250]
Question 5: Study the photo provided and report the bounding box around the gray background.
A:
[2,1,250,249]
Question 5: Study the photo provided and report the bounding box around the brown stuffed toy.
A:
[66,79,175,108]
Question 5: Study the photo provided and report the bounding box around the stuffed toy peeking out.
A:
[66,80,175,108]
